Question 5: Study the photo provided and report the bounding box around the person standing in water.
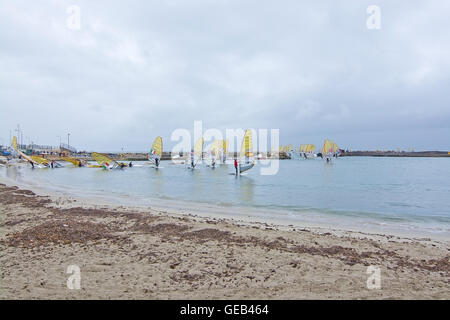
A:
[51,160,54,168]
[234,158,238,175]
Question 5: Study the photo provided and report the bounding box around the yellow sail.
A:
[210,140,220,158]
[279,145,284,152]
[328,141,333,154]
[87,164,103,168]
[240,129,253,158]
[285,144,293,152]
[11,136,18,151]
[321,139,332,155]
[92,152,117,166]
[150,136,163,159]
[194,138,204,159]
[238,129,255,173]
[30,156,50,166]
[61,156,83,166]
[11,136,39,165]
[333,143,339,153]
[223,140,228,154]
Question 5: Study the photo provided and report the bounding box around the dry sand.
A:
[0,182,448,299]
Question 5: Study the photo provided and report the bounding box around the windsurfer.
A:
[234,159,238,175]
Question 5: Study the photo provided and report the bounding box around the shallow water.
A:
[2,157,450,238]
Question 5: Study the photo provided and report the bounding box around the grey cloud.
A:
[1,0,449,152]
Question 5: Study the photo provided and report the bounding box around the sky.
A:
[1,0,449,152]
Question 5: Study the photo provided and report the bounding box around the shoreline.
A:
[0,180,449,299]
[0,172,447,242]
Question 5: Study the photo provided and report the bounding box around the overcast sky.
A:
[1,0,449,152]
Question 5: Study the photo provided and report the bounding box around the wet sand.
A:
[0,182,448,299]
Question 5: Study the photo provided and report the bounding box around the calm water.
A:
[2,157,450,237]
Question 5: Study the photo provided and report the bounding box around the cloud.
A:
[1,0,449,151]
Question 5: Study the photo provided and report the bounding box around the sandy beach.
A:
[0,180,449,300]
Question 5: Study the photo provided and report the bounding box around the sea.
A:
[1,156,449,239]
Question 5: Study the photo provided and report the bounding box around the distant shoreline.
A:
[340,151,450,158]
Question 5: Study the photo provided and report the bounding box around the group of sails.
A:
[186,129,254,174]
[5,131,340,172]
[320,139,340,162]
[279,140,340,162]
[5,130,257,175]
[300,144,316,159]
